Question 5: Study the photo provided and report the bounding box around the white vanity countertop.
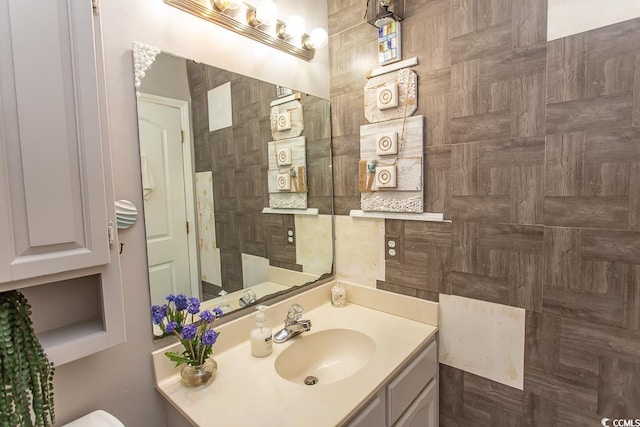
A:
[152,281,438,427]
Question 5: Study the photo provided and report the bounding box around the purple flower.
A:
[186,297,201,315]
[199,310,214,323]
[182,324,197,340]
[202,329,218,346]
[165,321,178,333]
[153,294,223,367]
[152,304,167,325]
[174,294,188,311]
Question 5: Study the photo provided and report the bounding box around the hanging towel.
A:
[141,154,155,200]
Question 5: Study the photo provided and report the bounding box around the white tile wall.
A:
[439,294,526,390]
[334,215,385,287]
[196,172,221,285]
[295,214,333,275]
[241,253,270,288]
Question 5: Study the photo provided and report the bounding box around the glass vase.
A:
[180,357,217,387]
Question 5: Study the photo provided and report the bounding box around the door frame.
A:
[138,93,200,299]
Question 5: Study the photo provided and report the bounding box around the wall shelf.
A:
[349,210,449,223]
[37,318,107,366]
[21,274,125,367]
[262,207,319,215]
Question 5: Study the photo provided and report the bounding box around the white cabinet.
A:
[394,379,437,427]
[346,339,438,427]
[0,0,111,283]
[0,0,125,366]
[346,389,386,427]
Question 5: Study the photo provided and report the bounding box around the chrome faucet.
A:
[273,303,311,343]
[238,289,257,308]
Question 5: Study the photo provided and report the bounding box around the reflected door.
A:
[137,94,198,304]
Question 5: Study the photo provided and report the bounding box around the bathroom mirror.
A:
[134,49,333,327]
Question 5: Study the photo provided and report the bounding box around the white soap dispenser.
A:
[251,305,273,357]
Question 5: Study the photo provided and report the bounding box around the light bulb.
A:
[306,27,328,49]
[286,15,306,38]
[254,0,278,26]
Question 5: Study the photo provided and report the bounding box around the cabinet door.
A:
[345,390,386,427]
[393,379,437,427]
[0,0,110,283]
[387,341,437,425]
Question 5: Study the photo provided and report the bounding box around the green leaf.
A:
[0,291,55,426]
[164,352,191,367]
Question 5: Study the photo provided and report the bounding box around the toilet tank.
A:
[62,410,124,427]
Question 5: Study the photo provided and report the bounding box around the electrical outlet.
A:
[385,237,399,260]
[286,227,295,245]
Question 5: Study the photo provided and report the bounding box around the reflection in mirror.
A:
[135,49,333,326]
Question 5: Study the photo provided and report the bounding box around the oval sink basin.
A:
[275,329,376,386]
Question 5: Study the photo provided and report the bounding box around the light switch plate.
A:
[375,165,397,188]
[277,147,292,166]
[277,173,291,191]
[276,112,292,131]
[376,84,399,110]
[375,132,398,155]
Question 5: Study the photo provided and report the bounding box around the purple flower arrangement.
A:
[152,294,223,367]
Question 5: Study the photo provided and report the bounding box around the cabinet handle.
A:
[108,220,114,249]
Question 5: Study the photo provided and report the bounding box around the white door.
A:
[137,94,198,305]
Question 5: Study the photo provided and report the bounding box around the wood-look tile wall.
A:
[329,0,640,422]
[187,63,334,290]
[531,18,640,424]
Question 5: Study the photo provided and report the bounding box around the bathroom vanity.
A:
[152,281,438,426]
[345,339,437,426]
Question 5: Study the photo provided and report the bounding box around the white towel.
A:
[141,154,155,200]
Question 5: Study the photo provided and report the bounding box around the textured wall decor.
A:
[267,136,308,209]
[270,99,304,140]
[365,68,417,123]
[359,115,424,212]
[132,41,160,90]
[378,21,402,65]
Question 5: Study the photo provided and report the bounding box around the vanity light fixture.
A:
[285,15,306,38]
[365,0,404,28]
[163,0,327,61]
[246,0,278,27]
[303,28,329,50]
[212,0,241,11]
